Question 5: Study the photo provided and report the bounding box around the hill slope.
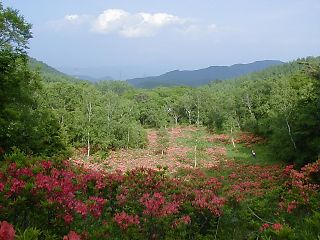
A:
[28,58,82,83]
[127,60,284,88]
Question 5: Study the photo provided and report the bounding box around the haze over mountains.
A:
[29,58,284,87]
[127,60,284,88]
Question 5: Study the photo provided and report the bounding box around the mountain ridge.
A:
[127,60,284,88]
[28,57,284,87]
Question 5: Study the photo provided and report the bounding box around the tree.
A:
[0,4,34,153]
[0,4,65,156]
[156,128,169,155]
[0,3,32,54]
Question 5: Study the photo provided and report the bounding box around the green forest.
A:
[1,3,320,240]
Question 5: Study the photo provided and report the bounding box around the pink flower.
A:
[41,160,52,170]
[9,178,25,195]
[139,192,180,217]
[15,167,33,178]
[0,182,4,192]
[181,215,191,224]
[287,201,298,213]
[172,215,192,228]
[63,231,81,240]
[116,194,127,205]
[272,223,283,232]
[114,212,140,229]
[63,214,74,224]
[87,197,107,218]
[0,221,15,240]
[259,223,270,232]
[74,201,88,217]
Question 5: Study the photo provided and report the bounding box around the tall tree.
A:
[0,4,65,156]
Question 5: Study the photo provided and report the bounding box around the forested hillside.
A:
[1,2,320,240]
[28,57,82,83]
[11,56,318,165]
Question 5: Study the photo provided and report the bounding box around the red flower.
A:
[116,194,127,205]
[139,192,180,217]
[0,221,15,240]
[87,196,107,218]
[41,160,52,170]
[114,212,140,229]
[8,178,25,196]
[259,223,270,232]
[181,215,191,224]
[63,214,74,224]
[74,201,88,217]
[63,231,81,240]
[272,223,283,232]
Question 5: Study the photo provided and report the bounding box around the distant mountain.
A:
[127,60,284,88]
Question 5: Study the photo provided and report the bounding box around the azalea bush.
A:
[192,160,320,240]
[1,152,320,239]
[0,155,226,239]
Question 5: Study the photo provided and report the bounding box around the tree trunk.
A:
[286,117,297,150]
[174,115,178,125]
[230,126,236,148]
[186,110,192,125]
[127,129,130,149]
[87,131,90,158]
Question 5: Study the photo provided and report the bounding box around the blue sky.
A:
[3,0,320,79]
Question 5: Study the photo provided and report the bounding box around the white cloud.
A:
[140,12,183,27]
[50,9,216,38]
[91,9,188,38]
[91,9,129,33]
[48,14,91,31]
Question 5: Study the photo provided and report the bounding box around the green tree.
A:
[156,128,169,155]
[0,3,32,54]
[0,4,65,156]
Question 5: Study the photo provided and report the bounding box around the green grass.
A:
[176,128,212,149]
[225,142,281,166]
[176,127,280,167]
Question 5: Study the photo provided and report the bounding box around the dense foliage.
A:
[0,155,320,239]
[0,3,66,157]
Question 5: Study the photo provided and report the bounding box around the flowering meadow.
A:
[1,148,320,239]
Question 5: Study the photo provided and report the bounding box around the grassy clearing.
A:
[73,126,280,174]
[178,127,279,167]
[225,142,282,166]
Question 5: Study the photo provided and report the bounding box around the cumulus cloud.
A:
[91,9,189,37]
[50,9,216,38]
[91,9,129,34]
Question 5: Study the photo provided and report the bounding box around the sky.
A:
[2,0,320,79]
